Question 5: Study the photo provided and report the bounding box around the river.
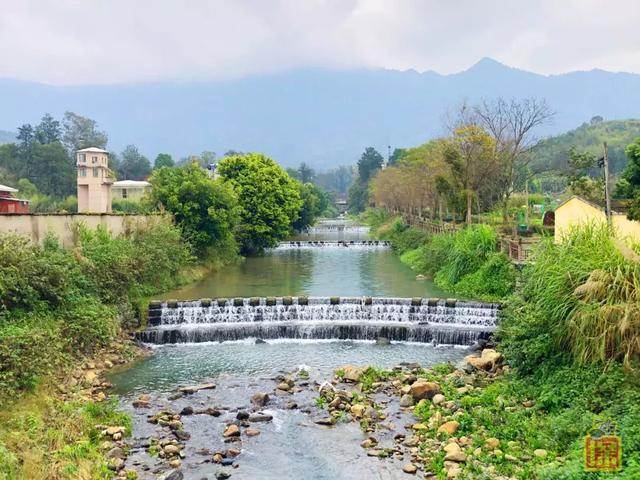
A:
[109,223,492,480]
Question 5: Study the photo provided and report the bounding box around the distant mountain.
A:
[0,58,639,168]
[0,130,16,144]
[531,119,640,174]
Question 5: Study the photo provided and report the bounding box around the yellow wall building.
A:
[554,195,640,244]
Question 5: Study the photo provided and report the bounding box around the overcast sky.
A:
[1,0,638,85]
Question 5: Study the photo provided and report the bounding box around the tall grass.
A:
[501,224,640,370]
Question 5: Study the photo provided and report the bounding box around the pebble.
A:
[402,463,418,474]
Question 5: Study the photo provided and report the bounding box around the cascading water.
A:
[139,297,499,346]
[275,240,391,250]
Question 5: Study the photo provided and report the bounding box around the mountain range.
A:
[1,58,639,168]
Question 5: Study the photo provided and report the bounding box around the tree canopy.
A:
[118,145,151,180]
[148,162,239,255]
[154,153,175,169]
[218,153,302,254]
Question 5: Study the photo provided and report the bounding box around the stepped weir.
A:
[275,240,391,250]
[139,297,500,346]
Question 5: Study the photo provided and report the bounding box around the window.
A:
[79,154,86,163]
[92,156,98,163]
[122,188,128,199]
[79,167,87,177]
[93,167,99,177]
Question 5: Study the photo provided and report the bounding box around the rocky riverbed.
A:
[88,341,557,480]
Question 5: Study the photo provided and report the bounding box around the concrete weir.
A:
[142,297,500,346]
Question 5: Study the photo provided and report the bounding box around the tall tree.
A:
[218,153,302,254]
[357,147,384,183]
[62,112,108,152]
[154,153,175,169]
[473,98,554,220]
[118,145,151,180]
[445,126,498,224]
[34,114,62,145]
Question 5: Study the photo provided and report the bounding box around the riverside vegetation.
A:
[364,209,639,478]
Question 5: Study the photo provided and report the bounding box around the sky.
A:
[0,0,638,85]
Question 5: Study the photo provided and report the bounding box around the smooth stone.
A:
[245,428,261,437]
[403,463,418,474]
[432,394,446,405]
[400,394,414,407]
[236,411,250,421]
[179,383,216,394]
[437,421,460,436]
[250,392,269,407]
[248,413,273,422]
[534,449,548,458]
[180,406,194,415]
[223,424,240,437]
[410,381,441,400]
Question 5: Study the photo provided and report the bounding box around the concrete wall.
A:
[555,196,640,245]
[0,213,159,247]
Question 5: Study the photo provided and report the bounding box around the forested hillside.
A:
[531,118,640,174]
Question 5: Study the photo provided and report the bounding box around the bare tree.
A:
[473,97,554,220]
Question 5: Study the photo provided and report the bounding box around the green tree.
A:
[62,112,108,152]
[148,163,239,255]
[292,182,333,231]
[617,138,640,220]
[34,114,62,145]
[218,153,302,254]
[154,153,175,169]
[118,145,151,180]
[357,147,384,183]
[348,182,369,214]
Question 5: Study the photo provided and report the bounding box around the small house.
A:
[0,184,30,213]
[112,180,151,202]
[554,195,640,244]
[77,147,113,213]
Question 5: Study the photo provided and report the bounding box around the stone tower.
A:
[76,147,113,213]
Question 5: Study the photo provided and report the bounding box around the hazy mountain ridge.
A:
[0,58,639,168]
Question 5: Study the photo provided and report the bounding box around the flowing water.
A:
[112,222,497,479]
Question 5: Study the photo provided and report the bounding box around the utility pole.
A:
[387,145,391,168]
[603,142,612,227]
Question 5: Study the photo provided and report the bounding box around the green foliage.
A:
[395,225,515,300]
[499,224,640,371]
[148,162,239,256]
[218,153,302,254]
[153,153,175,169]
[617,137,640,220]
[112,198,147,213]
[531,119,640,175]
[293,182,328,231]
[356,147,384,184]
[0,218,192,399]
[118,144,151,180]
[62,111,108,152]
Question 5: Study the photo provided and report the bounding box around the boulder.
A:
[444,443,467,462]
[341,365,365,382]
[180,406,194,415]
[276,382,291,391]
[533,449,548,458]
[245,428,261,437]
[410,381,441,400]
[432,394,446,405]
[437,421,460,436]
[314,417,336,426]
[399,394,414,407]
[248,413,273,423]
[350,404,366,418]
[251,392,270,407]
[236,411,250,421]
[164,444,181,455]
[464,349,503,371]
[402,463,418,474]
[223,424,240,437]
[485,438,500,449]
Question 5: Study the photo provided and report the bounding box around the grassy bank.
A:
[366,209,639,477]
[0,217,209,479]
[364,208,516,301]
